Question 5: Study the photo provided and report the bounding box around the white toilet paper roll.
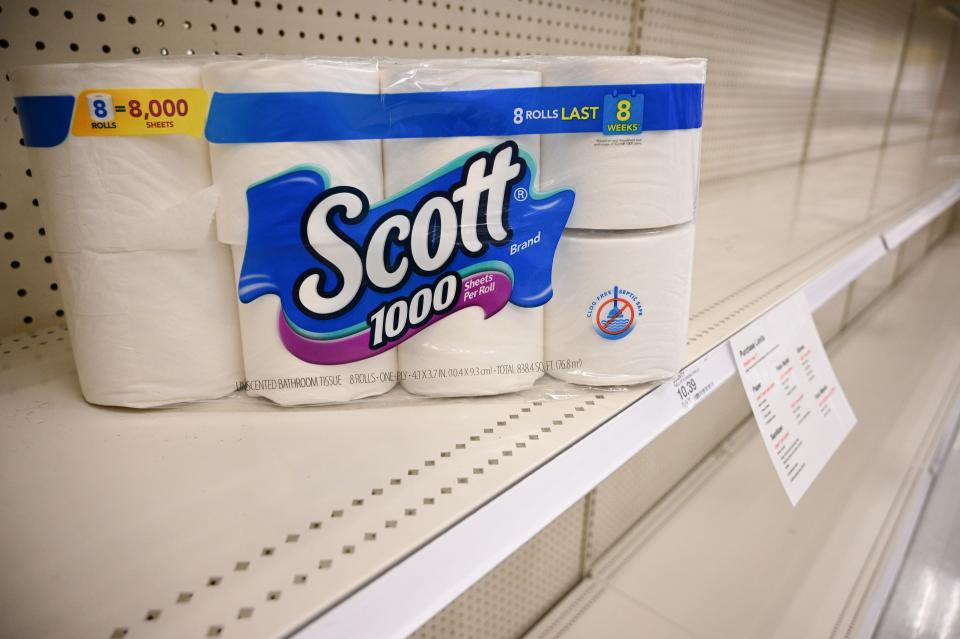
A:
[382,64,545,397]
[15,61,224,253]
[13,61,243,407]
[229,248,397,406]
[57,246,242,407]
[203,58,387,244]
[542,57,706,230]
[545,223,695,386]
[204,58,396,404]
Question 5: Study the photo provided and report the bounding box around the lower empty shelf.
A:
[528,235,960,639]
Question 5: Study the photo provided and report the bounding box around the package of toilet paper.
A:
[14,54,705,405]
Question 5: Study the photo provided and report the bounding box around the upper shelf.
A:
[1,135,958,639]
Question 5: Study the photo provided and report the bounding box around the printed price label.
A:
[670,347,733,412]
[729,294,856,506]
[71,89,209,138]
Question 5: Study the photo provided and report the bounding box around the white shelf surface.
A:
[1,136,959,639]
[526,233,960,639]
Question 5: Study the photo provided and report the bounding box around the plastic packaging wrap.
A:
[14,55,706,407]
[381,62,545,397]
[12,61,243,408]
[545,224,696,386]
[203,58,397,405]
[541,57,705,230]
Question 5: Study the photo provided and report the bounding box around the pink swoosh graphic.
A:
[278,271,512,365]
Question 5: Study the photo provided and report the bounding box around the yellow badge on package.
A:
[71,89,209,138]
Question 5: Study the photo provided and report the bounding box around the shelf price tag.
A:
[670,347,733,413]
[729,293,856,506]
[71,88,209,138]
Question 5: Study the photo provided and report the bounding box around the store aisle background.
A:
[0,1,959,638]
[876,421,960,639]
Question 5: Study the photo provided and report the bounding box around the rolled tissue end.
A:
[57,246,243,407]
[544,223,695,386]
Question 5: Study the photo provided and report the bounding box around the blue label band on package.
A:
[14,83,703,147]
[204,83,703,143]
[15,95,76,148]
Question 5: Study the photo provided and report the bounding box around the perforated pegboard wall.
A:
[638,0,832,181]
[931,22,960,138]
[805,0,910,160]
[411,500,586,639]
[0,0,636,336]
[886,6,955,144]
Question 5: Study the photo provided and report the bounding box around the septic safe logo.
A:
[238,141,575,364]
[586,285,643,340]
